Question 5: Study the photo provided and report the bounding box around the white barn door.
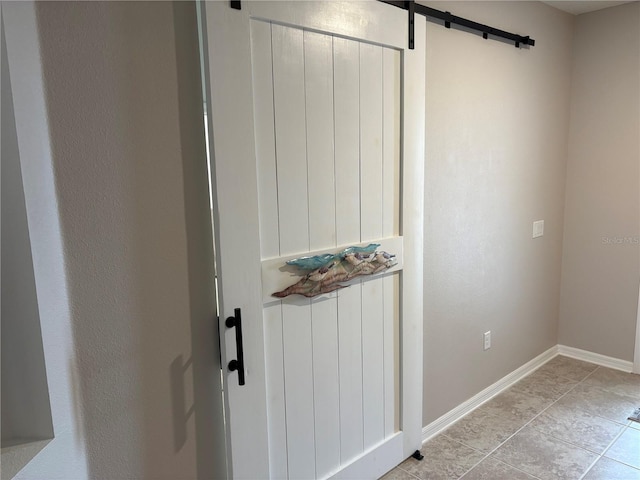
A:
[203,2,425,478]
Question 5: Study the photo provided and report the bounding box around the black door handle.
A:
[225,308,245,386]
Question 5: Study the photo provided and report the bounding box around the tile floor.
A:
[382,356,640,480]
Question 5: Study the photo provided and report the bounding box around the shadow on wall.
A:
[34,2,224,479]
[173,1,228,476]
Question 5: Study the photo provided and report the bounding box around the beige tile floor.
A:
[382,356,640,480]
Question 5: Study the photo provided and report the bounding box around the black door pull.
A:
[225,308,245,385]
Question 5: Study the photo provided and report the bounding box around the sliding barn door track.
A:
[380,0,535,50]
[229,0,535,51]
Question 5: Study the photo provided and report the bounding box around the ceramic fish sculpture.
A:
[273,245,396,298]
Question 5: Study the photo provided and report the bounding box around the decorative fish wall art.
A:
[272,243,397,298]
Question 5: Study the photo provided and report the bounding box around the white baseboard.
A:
[421,344,636,444]
[421,345,558,443]
[557,345,634,373]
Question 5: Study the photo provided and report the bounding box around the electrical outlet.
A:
[533,220,544,238]
[484,331,491,350]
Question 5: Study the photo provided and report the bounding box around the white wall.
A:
[1,13,54,466]
[3,2,225,478]
[3,3,89,478]
[421,1,574,425]
[1,14,53,447]
[559,2,640,362]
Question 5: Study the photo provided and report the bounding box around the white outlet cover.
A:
[483,331,491,350]
[533,220,544,238]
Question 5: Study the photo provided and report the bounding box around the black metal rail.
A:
[228,1,535,50]
[379,0,535,49]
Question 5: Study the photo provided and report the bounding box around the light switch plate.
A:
[533,220,544,238]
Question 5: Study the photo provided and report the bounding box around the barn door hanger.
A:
[379,0,535,49]
[407,0,415,49]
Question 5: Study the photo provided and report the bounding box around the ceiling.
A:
[542,1,637,15]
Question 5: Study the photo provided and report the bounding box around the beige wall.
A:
[559,3,640,362]
[1,18,52,444]
[4,2,226,478]
[1,17,54,459]
[421,1,574,425]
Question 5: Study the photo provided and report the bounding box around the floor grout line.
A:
[578,425,640,479]
[449,365,601,479]
[491,458,545,480]
[601,425,640,469]
[394,464,422,480]
[438,433,489,479]
[388,358,640,480]
[578,454,602,480]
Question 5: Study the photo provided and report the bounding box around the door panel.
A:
[253,20,401,477]
[204,2,425,478]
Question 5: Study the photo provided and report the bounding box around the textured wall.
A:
[4,2,225,478]
[3,3,88,477]
[421,1,574,425]
[1,16,54,447]
[559,3,640,362]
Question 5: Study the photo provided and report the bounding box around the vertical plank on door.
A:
[263,303,288,479]
[272,23,316,479]
[336,286,364,464]
[382,47,401,438]
[305,30,336,252]
[393,272,401,433]
[310,297,340,477]
[304,30,341,478]
[334,38,361,246]
[251,19,288,478]
[252,19,280,260]
[382,48,401,239]
[360,277,385,449]
[382,272,397,437]
[333,36,364,465]
[281,298,314,478]
[359,42,385,449]
[272,26,309,256]
[359,45,383,242]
